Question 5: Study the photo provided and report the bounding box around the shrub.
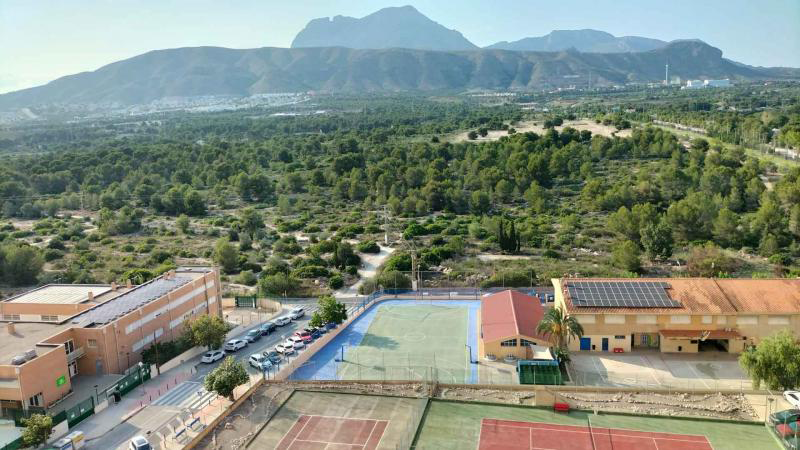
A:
[356,240,380,253]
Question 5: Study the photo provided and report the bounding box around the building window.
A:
[28,393,43,407]
[614,335,626,340]
[520,339,537,347]
[64,340,75,354]
[41,315,58,322]
[87,339,98,348]
[702,316,712,324]
[670,315,690,324]
[2,314,20,321]
[641,334,649,346]
[636,315,656,324]
[500,339,518,347]
[604,315,625,324]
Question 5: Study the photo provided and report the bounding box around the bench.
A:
[613,348,624,353]
[553,402,570,413]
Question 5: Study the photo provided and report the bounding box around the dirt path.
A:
[334,244,395,298]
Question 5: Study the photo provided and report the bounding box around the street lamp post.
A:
[126,352,130,369]
[93,384,99,403]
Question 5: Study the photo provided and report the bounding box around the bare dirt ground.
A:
[556,391,757,421]
[447,119,631,143]
[334,244,395,297]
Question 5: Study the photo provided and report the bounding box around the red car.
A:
[294,330,313,343]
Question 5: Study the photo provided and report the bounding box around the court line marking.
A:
[640,355,662,386]
[484,424,712,446]
[480,420,711,441]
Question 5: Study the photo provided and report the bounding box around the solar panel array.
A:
[566,281,681,308]
[75,276,192,326]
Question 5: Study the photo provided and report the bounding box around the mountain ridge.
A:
[291,5,477,51]
[2,41,797,110]
[486,29,670,53]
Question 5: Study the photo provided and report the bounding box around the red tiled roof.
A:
[558,278,800,314]
[659,329,742,339]
[481,290,547,343]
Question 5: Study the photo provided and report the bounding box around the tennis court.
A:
[276,415,387,449]
[478,419,712,450]
[248,391,426,449]
[413,400,776,450]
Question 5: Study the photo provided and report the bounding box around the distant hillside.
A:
[487,29,668,53]
[1,41,797,110]
[291,5,476,51]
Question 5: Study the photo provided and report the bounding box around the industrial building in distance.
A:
[0,267,220,412]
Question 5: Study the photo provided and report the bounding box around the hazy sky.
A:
[1,0,799,94]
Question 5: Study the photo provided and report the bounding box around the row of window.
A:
[499,339,540,347]
[578,314,790,326]
[125,286,206,335]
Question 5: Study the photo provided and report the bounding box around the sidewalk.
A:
[67,322,250,442]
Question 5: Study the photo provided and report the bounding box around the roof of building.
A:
[481,290,547,343]
[4,285,112,305]
[556,278,800,315]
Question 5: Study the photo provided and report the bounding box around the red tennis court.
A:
[276,414,388,449]
[479,419,713,450]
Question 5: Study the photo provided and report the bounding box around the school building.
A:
[0,267,220,412]
[551,278,800,354]
[479,290,551,360]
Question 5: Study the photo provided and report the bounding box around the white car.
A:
[274,316,291,326]
[129,435,151,450]
[248,353,273,370]
[201,350,225,364]
[289,307,305,320]
[287,336,305,349]
[224,339,248,352]
[785,391,800,408]
[275,343,295,355]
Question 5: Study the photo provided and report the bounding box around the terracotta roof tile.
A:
[481,290,547,342]
[558,278,800,315]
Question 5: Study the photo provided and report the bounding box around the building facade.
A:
[479,290,550,360]
[0,267,220,411]
[552,278,800,354]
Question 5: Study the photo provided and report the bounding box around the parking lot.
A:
[569,350,753,390]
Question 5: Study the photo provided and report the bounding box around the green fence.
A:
[518,363,563,385]
[65,396,94,428]
[117,365,151,396]
[235,295,257,308]
[0,437,23,450]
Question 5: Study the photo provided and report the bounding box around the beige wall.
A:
[481,335,549,360]
[0,270,221,410]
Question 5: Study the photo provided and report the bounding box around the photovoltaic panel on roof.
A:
[566,281,680,308]
[79,276,192,325]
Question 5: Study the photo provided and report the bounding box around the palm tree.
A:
[536,306,584,351]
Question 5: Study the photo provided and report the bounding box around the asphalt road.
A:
[101,309,313,449]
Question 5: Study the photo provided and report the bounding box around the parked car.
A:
[129,436,152,450]
[785,391,800,409]
[307,328,321,339]
[259,322,277,335]
[248,353,273,370]
[294,330,313,343]
[224,339,248,352]
[262,350,282,364]
[274,316,291,326]
[275,343,295,355]
[286,337,305,349]
[289,307,305,320]
[245,329,262,343]
[314,326,327,335]
[201,350,225,364]
[770,409,800,425]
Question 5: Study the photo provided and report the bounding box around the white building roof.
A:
[5,285,112,305]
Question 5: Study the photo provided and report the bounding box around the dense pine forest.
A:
[0,86,799,297]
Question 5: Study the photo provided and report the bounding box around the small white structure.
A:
[683,79,731,89]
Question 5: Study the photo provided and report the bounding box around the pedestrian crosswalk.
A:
[151,381,217,411]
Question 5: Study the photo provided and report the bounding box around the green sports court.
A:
[291,300,481,383]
